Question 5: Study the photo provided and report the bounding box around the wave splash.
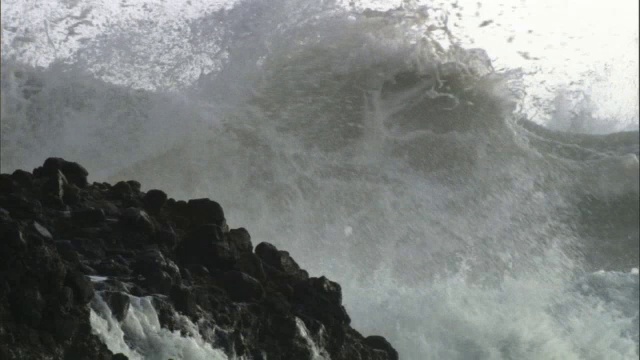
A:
[1,0,638,358]
[90,292,229,360]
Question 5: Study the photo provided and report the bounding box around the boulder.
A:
[154,228,178,250]
[31,221,53,241]
[55,240,79,262]
[62,183,81,205]
[58,286,75,312]
[52,312,81,340]
[186,198,225,227]
[0,174,15,194]
[1,194,42,220]
[133,249,181,294]
[293,276,350,328]
[65,270,94,304]
[186,223,225,245]
[255,242,307,279]
[94,259,132,277]
[0,207,11,221]
[126,180,141,193]
[109,181,133,200]
[235,253,267,282]
[143,189,167,212]
[36,157,89,188]
[177,223,235,269]
[228,227,253,253]
[364,336,399,360]
[308,276,343,305]
[1,225,26,252]
[10,286,45,326]
[222,271,264,302]
[120,208,155,233]
[72,208,106,226]
[11,169,33,187]
[42,170,67,201]
[102,291,131,322]
[170,285,198,317]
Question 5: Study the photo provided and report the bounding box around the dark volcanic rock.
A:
[42,170,67,202]
[170,285,198,317]
[186,198,226,227]
[11,169,33,187]
[66,270,94,304]
[111,181,132,195]
[235,253,267,282]
[1,193,43,220]
[0,174,16,194]
[293,276,350,329]
[228,227,253,253]
[120,207,155,233]
[0,158,397,360]
[126,180,141,193]
[256,242,308,280]
[365,335,399,360]
[35,157,89,188]
[10,285,46,326]
[102,291,131,322]
[73,208,106,226]
[63,183,81,205]
[177,223,239,270]
[143,189,167,212]
[222,270,265,302]
[1,224,27,251]
[31,221,53,241]
[133,249,181,294]
[154,228,178,250]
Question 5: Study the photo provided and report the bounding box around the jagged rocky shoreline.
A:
[0,158,398,360]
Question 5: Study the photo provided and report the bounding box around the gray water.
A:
[1,0,638,358]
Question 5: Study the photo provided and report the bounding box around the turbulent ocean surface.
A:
[1,0,638,358]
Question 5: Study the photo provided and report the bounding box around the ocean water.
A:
[90,292,229,360]
[1,0,638,359]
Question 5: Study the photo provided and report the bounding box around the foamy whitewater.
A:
[1,0,638,359]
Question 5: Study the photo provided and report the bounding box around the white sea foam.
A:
[3,0,638,359]
[90,293,228,360]
[295,317,330,360]
[341,267,639,360]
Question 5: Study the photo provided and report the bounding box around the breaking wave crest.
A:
[2,0,638,358]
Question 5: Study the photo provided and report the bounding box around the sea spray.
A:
[2,0,638,358]
[90,292,229,360]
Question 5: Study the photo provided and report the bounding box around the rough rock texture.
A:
[0,158,397,360]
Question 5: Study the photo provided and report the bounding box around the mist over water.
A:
[2,0,638,358]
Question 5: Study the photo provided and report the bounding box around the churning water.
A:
[2,0,638,358]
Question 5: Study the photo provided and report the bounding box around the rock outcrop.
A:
[0,158,397,360]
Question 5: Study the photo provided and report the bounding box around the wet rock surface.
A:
[0,158,397,360]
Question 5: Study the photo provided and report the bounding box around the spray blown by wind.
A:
[1,0,638,358]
